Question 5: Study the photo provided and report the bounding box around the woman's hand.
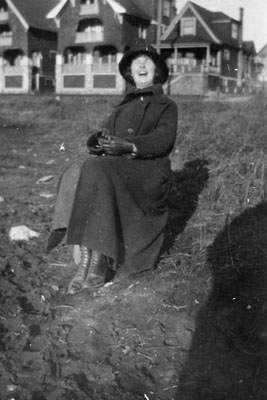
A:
[98,135,136,156]
[87,130,105,155]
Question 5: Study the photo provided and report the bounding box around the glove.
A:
[98,135,136,156]
[86,130,105,156]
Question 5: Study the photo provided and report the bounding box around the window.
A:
[231,23,238,39]
[163,0,170,17]
[49,50,57,60]
[138,24,147,39]
[161,25,166,35]
[223,49,230,61]
[181,17,196,36]
[81,0,95,4]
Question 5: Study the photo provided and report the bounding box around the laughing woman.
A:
[47,44,178,294]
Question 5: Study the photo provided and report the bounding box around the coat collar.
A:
[117,84,168,106]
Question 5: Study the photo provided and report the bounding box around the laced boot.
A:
[83,250,107,289]
[68,246,91,294]
[46,228,66,252]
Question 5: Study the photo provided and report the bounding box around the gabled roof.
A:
[47,0,150,22]
[162,0,240,46]
[243,41,256,55]
[258,43,267,57]
[6,0,60,32]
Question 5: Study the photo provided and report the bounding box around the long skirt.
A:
[51,154,171,277]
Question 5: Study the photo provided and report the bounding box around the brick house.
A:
[160,1,256,95]
[0,0,59,94]
[47,0,176,95]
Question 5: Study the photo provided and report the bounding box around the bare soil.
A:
[0,94,267,400]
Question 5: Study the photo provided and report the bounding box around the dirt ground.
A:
[1,95,267,400]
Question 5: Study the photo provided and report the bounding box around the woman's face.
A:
[130,54,156,89]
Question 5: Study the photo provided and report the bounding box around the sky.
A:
[175,0,267,52]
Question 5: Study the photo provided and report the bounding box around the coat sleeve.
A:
[128,100,178,159]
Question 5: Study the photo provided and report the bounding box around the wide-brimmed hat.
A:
[119,44,169,85]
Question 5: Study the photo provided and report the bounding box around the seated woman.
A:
[47,44,178,294]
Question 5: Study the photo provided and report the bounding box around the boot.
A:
[83,250,107,289]
[46,228,66,252]
[68,246,91,294]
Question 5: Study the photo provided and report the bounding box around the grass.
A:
[1,91,267,399]
[1,92,267,274]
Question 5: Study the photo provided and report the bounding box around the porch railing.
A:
[91,63,117,73]
[171,59,220,75]
[55,54,125,94]
[75,31,103,43]
[0,10,8,21]
[0,57,31,93]
[0,34,12,46]
[62,63,87,73]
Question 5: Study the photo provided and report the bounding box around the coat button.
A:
[127,128,134,134]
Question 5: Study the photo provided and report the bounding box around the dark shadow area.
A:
[163,158,209,254]
[177,201,267,400]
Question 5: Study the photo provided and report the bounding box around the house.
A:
[255,43,267,89]
[0,0,59,94]
[160,1,256,95]
[134,0,177,45]
[47,0,176,95]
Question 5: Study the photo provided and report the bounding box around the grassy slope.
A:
[0,93,267,399]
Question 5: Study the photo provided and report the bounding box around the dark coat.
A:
[53,84,178,277]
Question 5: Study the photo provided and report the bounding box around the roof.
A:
[243,41,256,55]
[6,0,60,32]
[47,0,150,22]
[116,0,150,21]
[162,1,240,46]
[258,43,267,57]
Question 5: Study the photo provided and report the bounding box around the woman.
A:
[47,44,178,294]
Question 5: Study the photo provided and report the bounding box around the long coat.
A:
[52,84,178,277]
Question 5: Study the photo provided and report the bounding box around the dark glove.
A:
[98,135,136,156]
[87,130,105,156]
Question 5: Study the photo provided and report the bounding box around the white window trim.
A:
[180,17,196,36]
[138,25,147,39]
[163,0,171,17]
[223,49,230,61]
[231,23,238,39]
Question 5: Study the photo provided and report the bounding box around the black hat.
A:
[119,44,169,85]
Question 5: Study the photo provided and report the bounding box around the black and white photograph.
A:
[0,0,267,399]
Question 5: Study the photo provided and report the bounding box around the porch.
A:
[162,45,225,95]
[169,59,220,75]
[0,56,31,93]
[55,53,125,95]
[164,45,222,74]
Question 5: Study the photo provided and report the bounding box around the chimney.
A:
[239,7,243,47]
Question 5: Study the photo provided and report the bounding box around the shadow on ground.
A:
[163,158,209,254]
[177,201,267,400]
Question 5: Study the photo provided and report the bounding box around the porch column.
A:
[55,54,63,94]
[22,56,31,93]
[217,50,222,74]
[85,52,93,91]
[117,52,125,94]
[206,46,210,68]
[116,53,123,65]
[0,57,3,93]
[174,47,178,72]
